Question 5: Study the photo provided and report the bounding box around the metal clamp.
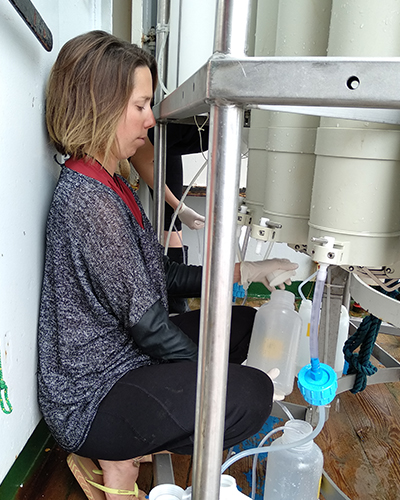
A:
[311,236,345,265]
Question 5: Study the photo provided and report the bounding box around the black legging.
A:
[76,306,273,460]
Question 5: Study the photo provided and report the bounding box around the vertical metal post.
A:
[213,0,251,56]
[319,266,349,368]
[192,104,244,500]
[153,123,167,243]
[153,0,170,243]
[191,1,252,499]
[154,0,170,105]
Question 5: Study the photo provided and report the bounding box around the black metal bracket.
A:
[8,0,53,51]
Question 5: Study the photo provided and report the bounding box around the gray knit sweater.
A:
[37,166,168,451]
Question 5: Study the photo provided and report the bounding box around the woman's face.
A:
[115,66,156,160]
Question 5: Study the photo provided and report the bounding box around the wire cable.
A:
[164,158,208,254]
[156,22,171,96]
[164,115,209,255]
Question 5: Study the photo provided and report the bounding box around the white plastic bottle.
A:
[219,475,250,499]
[149,483,184,499]
[247,290,302,399]
[181,475,250,499]
[263,420,323,500]
[334,305,349,377]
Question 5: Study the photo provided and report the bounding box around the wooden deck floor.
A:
[14,328,400,500]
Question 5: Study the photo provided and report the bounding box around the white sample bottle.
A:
[334,305,349,377]
[149,483,184,500]
[263,420,323,500]
[219,475,250,499]
[247,290,302,399]
[182,475,250,499]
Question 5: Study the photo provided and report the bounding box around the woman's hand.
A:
[267,368,285,401]
[178,203,205,230]
[239,258,299,291]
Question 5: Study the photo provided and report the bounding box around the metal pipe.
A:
[152,0,170,242]
[191,2,252,498]
[155,0,170,105]
[213,0,252,56]
[152,122,167,243]
[192,102,244,500]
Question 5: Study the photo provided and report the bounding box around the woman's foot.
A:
[98,458,140,499]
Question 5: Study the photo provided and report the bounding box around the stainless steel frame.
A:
[153,57,400,121]
[152,0,400,498]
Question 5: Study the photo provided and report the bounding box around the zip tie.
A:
[156,23,170,34]
[155,23,171,96]
[0,350,12,414]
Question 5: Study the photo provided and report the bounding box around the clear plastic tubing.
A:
[309,263,328,372]
[164,158,208,254]
[221,406,326,473]
[298,270,318,301]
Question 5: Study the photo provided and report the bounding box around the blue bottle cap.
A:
[297,360,337,406]
[232,283,246,302]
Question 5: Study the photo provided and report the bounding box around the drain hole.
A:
[347,76,360,90]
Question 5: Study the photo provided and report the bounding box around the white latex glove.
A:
[267,368,285,401]
[178,203,205,230]
[239,258,299,291]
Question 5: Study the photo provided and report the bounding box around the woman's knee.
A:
[225,365,273,438]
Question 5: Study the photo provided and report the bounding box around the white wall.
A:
[0,0,112,483]
[182,150,248,189]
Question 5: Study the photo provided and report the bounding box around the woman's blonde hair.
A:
[46,30,157,163]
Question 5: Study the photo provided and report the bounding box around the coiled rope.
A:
[343,314,381,394]
[343,286,399,394]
